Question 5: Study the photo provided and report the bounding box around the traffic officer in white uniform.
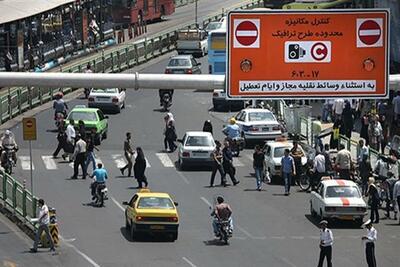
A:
[362,219,377,267]
[317,220,333,267]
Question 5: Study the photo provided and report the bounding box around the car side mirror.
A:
[104,115,109,119]
[177,139,183,143]
[174,202,179,206]
[122,201,129,205]
[197,62,202,66]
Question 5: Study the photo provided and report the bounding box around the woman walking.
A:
[134,147,148,188]
[165,121,177,152]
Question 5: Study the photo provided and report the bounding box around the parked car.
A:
[177,131,215,170]
[176,29,208,57]
[165,55,202,74]
[123,188,179,241]
[65,106,108,144]
[212,89,244,111]
[88,88,126,113]
[310,179,367,226]
[234,108,283,146]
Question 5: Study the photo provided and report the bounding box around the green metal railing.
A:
[0,171,37,226]
[0,0,263,126]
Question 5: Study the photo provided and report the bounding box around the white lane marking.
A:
[155,153,174,167]
[271,236,286,240]
[182,257,197,267]
[290,236,304,240]
[232,157,244,167]
[112,154,127,169]
[60,236,101,267]
[176,171,190,184]
[111,197,125,212]
[42,156,58,170]
[19,156,34,170]
[236,225,255,239]
[244,153,253,162]
[200,197,212,207]
[281,257,297,267]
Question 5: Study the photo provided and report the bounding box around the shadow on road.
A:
[304,214,362,229]
[120,227,174,243]
[203,239,228,246]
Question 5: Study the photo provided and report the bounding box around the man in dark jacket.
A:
[222,140,240,186]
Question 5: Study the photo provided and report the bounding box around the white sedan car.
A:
[88,88,126,113]
[310,179,367,225]
[178,131,215,170]
[234,108,283,145]
[264,140,307,177]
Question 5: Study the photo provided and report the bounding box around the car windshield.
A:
[91,88,118,93]
[274,147,290,158]
[325,186,361,198]
[248,112,275,122]
[68,111,97,121]
[168,58,190,67]
[185,136,213,147]
[137,197,174,209]
[206,22,221,31]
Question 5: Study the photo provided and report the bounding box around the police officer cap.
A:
[362,219,372,227]
[319,220,328,225]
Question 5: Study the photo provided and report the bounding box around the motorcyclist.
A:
[90,163,108,201]
[159,89,174,106]
[211,196,233,237]
[53,92,68,119]
[222,118,240,139]
[0,130,18,165]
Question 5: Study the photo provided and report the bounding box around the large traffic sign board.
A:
[227,10,389,99]
[23,117,37,140]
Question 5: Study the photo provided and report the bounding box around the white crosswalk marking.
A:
[155,153,174,167]
[41,156,58,170]
[232,157,245,167]
[112,154,127,168]
[19,156,35,170]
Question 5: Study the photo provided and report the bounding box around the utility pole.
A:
[195,0,198,28]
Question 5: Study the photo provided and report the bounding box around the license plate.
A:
[262,127,269,131]
[150,225,165,230]
[193,152,207,157]
[97,97,110,101]
[173,71,185,74]
[339,215,354,220]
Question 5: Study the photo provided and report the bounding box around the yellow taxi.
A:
[122,189,179,241]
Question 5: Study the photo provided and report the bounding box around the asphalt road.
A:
[3,50,399,267]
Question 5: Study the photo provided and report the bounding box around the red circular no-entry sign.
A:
[235,21,258,46]
[26,120,33,128]
[358,20,381,46]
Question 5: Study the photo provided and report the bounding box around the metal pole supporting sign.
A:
[22,117,37,194]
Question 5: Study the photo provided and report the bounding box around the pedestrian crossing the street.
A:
[17,151,251,171]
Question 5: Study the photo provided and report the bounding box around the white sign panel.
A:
[285,41,331,63]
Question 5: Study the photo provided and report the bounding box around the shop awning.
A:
[0,0,75,24]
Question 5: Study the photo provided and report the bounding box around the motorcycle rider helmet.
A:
[4,130,11,137]
[229,118,236,125]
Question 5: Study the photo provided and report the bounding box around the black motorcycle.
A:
[1,146,16,175]
[92,183,108,207]
[214,217,232,245]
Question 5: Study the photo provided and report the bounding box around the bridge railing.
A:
[0,171,37,227]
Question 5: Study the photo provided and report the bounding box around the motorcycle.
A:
[161,93,172,111]
[212,214,232,245]
[1,145,16,175]
[225,136,244,157]
[93,183,108,207]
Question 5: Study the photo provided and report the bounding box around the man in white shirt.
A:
[333,98,344,120]
[63,119,76,161]
[362,220,377,267]
[31,199,55,253]
[317,220,333,267]
[71,134,87,179]
[393,178,400,225]
[312,152,326,191]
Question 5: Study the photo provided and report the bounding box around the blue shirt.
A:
[223,124,240,139]
[93,168,108,183]
[281,155,294,174]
